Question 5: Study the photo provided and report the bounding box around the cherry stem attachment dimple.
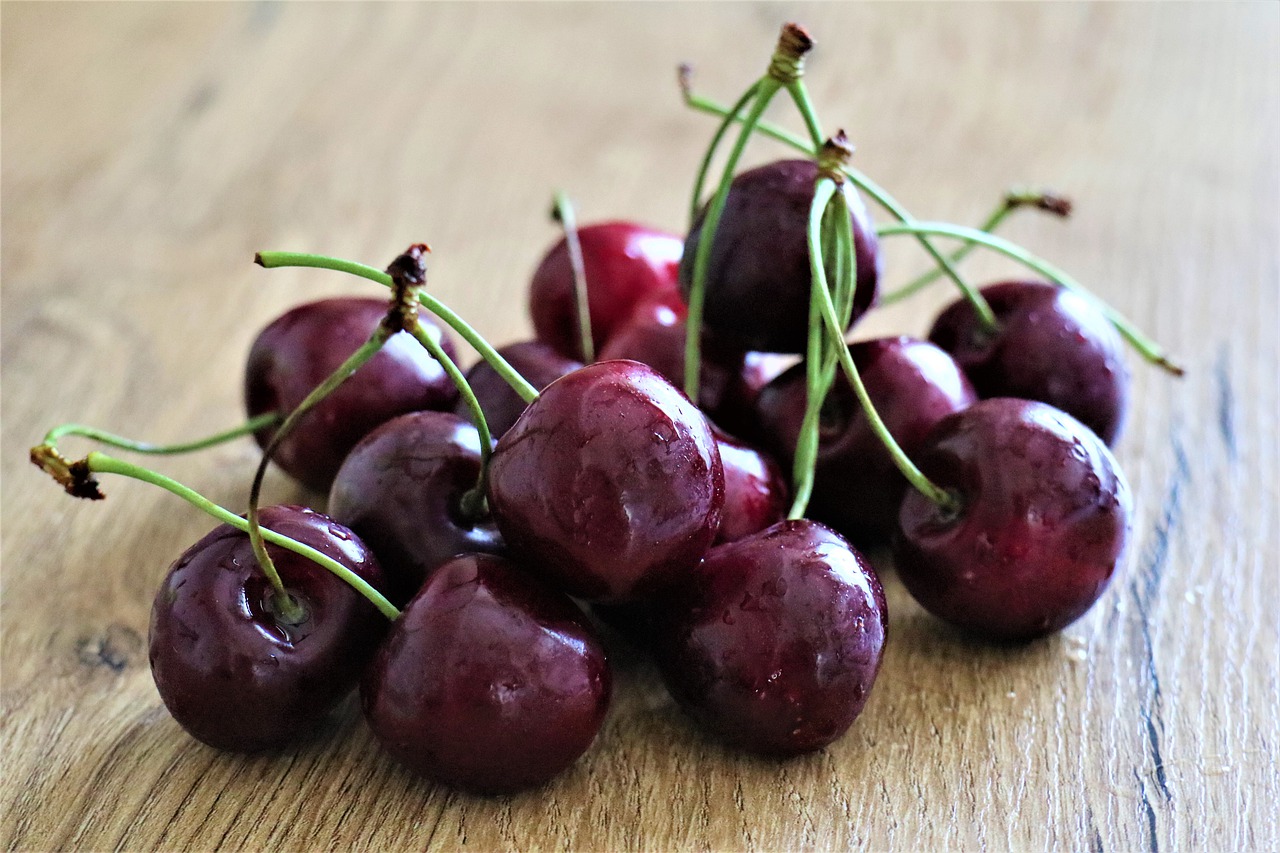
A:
[875,221,1185,375]
[881,187,1074,305]
[41,412,281,456]
[40,450,400,621]
[254,251,539,403]
[552,191,594,363]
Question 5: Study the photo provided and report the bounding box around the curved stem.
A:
[684,78,782,402]
[552,191,594,363]
[688,82,760,226]
[876,222,1185,375]
[42,412,280,456]
[81,452,400,621]
[255,252,539,402]
[679,89,999,333]
[783,80,824,149]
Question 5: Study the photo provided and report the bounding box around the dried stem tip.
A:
[384,243,431,330]
[768,23,814,84]
[817,131,855,182]
[31,444,104,500]
[677,63,694,100]
[1006,187,1074,218]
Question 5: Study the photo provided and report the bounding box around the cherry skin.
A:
[148,505,388,751]
[713,426,788,544]
[756,337,977,545]
[895,398,1132,641]
[678,159,881,354]
[361,553,612,794]
[245,297,459,491]
[530,221,685,361]
[928,281,1130,444]
[486,360,724,603]
[651,519,887,756]
[328,411,503,605]
[455,340,581,440]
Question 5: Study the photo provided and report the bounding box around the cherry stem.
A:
[41,412,281,456]
[254,251,539,402]
[551,191,594,363]
[808,182,959,511]
[876,221,1185,375]
[66,450,400,621]
[685,77,760,226]
[882,187,1074,305]
[677,79,1000,334]
[246,329,391,620]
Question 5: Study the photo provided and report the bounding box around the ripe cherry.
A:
[530,222,685,361]
[756,337,977,544]
[361,553,611,794]
[245,298,458,491]
[895,398,1131,640]
[457,340,581,440]
[486,360,724,602]
[679,159,880,353]
[652,519,887,756]
[328,411,503,605]
[713,426,788,544]
[149,505,387,751]
[928,281,1130,444]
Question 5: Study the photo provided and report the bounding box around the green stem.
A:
[255,251,539,402]
[679,88,999,333]
[687,81,760,226]
[81,452,400,621]
[42,412,280,455]
[783,80,824,149]
[876,222,1185,375]
[684,78,782,402]
[552,191,594,363]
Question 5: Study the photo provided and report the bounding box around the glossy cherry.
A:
[457,340,581,440]
[928,281,1130,444]
[486,360,724,603]
[895,398,1131,640]
[328,411,503,605]
[148,505,387,751]
[713,427,788,544]
[651,519,887,756]
[530,221,685,361]
[757,337,977,544]
[361,553,611,794]
[245,297,459,491]
[679,159,881,354]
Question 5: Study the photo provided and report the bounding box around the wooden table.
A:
[3,4,1276,850]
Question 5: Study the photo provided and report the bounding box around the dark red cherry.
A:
[652,519,887,756]
[713,427,788,544]
[756,337,977,544]
[245,297,459,491]
[928,281,1130,444]
[148,505,387,751]
[895,398,1131,640]
[328,411,503,605]
[456,340,581,440]
[361,553,611,794]
[487,360,724,603]
[678,159,880,354]
[530,222,684,361]
[597,313,756,429]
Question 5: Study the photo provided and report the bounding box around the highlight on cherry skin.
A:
[245,297,459,491]
[894,397,1132,641]
[148,505,389,752]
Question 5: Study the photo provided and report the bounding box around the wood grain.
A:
[2,3,1276,850]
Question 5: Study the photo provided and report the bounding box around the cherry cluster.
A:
[32,24,1180,796]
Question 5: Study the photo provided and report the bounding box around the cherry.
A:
[245,297,459,491]
[928,281,1130,444]
[756,337,977,544]
[713,427,788,544]
[148,505,388,751]
[456,340,581,440]
[486,360,724,603]
[530,222,685,361]
[651,519,886,756]
[328,411,503,605]
[678,159,881,354]
[361,553,611,794]
[895,398,1131,640]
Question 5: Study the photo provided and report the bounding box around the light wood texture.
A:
[3,3,1276,850]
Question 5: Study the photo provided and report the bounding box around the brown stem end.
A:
[677,63,694,101]
[768,23,814,83]
[30,445,105,500]
[384,244,431,330]
[817,131,854,182]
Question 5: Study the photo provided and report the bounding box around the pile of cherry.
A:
[32,24,1180,796]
